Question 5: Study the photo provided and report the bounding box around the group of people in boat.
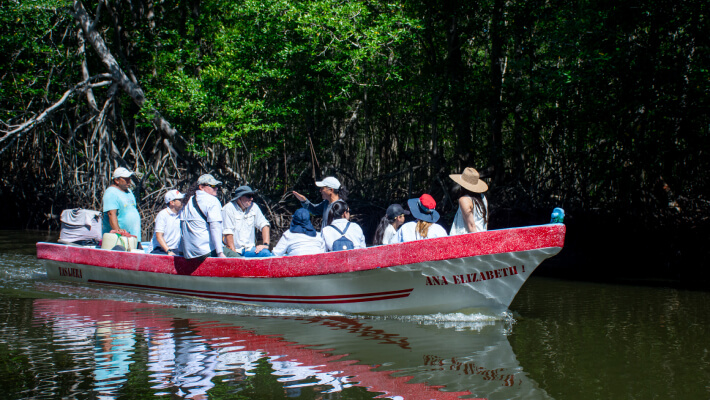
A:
[100,166,489,260]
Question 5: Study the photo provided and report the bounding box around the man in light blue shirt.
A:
[102,167,142,241]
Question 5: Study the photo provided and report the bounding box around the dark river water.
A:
[1,230,709,399]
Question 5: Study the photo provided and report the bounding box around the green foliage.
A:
[1,0,708,229]
[0,0,74,120]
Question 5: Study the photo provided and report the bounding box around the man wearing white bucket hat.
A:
[150,189,185,255]
[102,167,142,241]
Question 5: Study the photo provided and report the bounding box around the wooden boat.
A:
[36,223,565,315]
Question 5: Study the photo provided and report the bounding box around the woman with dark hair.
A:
[396,194,448,242]
[321,201,366,251]
[373,204,410,245]
[292,176,349,230]
[272,208,326,256]
[448,168,489,235]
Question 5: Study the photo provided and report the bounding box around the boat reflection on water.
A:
[33,298,553,399]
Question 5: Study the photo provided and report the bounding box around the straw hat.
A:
[449,168,488,193]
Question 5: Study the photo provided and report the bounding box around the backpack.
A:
[328,222,354,251]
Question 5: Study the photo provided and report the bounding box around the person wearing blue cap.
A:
[272,208,326,256]
[221,185,272,257]
[373,204,410,245]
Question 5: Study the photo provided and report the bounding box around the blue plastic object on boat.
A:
[550,207,565,223]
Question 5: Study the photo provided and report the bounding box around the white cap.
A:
[164,189,185,203]
[112,167,134,179]
[197,174,222,186]
[315,176,341,190]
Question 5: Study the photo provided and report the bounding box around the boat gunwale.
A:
[37,223,565,279]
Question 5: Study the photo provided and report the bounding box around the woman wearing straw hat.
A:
[448,167,489,235]
[396,194,448,242]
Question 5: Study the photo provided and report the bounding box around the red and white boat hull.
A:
[38,224,565,315]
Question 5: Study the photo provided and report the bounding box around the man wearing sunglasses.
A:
[180,174,227,259]
[221,185,273,257]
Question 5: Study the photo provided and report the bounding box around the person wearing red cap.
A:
[396,194,448,242]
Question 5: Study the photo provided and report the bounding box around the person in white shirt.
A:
[222,185,272,257]
[322,201,366,251]
[272,208,325,256]
[397,194,448,242]
[179,174,226,259]
[373,203,410,245]
[150,189,185,255]
[448,167,489,235]
[292,176,349,230]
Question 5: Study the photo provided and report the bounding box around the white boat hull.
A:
[38,224,565,315]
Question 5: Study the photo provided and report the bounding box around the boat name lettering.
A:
[58,266,83,278]
[425,265,524,286]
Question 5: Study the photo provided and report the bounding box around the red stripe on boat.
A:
[87,279,412,304]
